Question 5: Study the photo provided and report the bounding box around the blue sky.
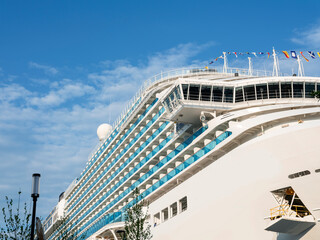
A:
[1,0,320,219]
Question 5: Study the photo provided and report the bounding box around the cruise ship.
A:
[43,56,320,240]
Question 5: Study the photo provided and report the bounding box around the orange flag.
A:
[300,52,309,62]
[282,51,290,58]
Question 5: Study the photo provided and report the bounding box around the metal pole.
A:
[30,196,38,240]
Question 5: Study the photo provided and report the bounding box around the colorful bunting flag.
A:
[259,52,264,55]
[300,52,309,62]
[267,52,270,58]
[233,52,238,58]
[307,51,316,59]
[282,51,290,58]
[291,51,297,59]
[252,52,257,57]
[209,61,214,64]
[204,66,208,70]
[318,52,320,58]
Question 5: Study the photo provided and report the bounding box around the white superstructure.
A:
[44,66,320,240]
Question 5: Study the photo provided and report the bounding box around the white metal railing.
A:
[109,67,280,131]
[88,66,286,160]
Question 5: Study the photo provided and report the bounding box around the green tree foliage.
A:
[0,192,31,240]
[311,90,320,99]
[51,215,85,240]
[124,188,152,240]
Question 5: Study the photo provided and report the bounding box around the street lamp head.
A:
[31,173,41,198]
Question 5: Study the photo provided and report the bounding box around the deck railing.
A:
[88,67,279,161]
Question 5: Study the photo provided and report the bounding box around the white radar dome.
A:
[97,123,112,141]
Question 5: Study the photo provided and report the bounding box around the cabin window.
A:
[154,212,160,226]
[315,169,320,173]
[268,82,280,98]
[256,84,268,100]
[288,170,311,179]
[244,85,255,101]
[293,82,303,98]
[317,83,320,92]
[179,196,188,212]
[201,85,212,101]
[162,208,169,222]
[170,202,178,217]
[189,84,200,100]
[212,86,223,102]
[182,84,189,100]
[235,87,243,102]
[281,82,292,98]
[305,83,315,98]
[224,87,234,103]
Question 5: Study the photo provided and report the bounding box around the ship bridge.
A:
[157,70,320,126]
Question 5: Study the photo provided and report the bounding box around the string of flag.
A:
[209,50,320,64]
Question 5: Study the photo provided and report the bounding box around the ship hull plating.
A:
[149,121,320,240]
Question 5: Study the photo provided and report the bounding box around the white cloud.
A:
[291,22,320,48]
[29,82,95,107]
[0,43,213,217]
[29,62,59,75]
[0,84,31,103]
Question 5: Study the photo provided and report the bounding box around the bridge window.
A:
[170,202,178,217]
[182,84,189,100]
[293,82,303,98]
[317,83,320,91]
[162,208,169,222]
[256,84,268,100]
[179,196,188,212]
[201,85,212,101]
[189,84,200,100]
[154,212,160,226]
[173,86,182,100]
[244,85,255,101]
[212,86,223,102]
[305,83,315,98]
[224,87,234,103]
[235,87,243,102]
[268,82,280,98]
[281,82,292,98]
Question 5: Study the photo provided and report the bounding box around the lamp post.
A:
[30,173,41,240]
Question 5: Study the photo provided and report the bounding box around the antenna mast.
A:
[297,55,305,77]
[272,47,280,76]
[223,52,228,73]
[248,57,253,76]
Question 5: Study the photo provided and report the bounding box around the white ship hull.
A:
[150,118,320,240]
[43,68,320,240]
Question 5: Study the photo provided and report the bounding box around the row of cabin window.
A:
[289,169,320,179]
[153,196,187,227]
[181,82,320,103]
